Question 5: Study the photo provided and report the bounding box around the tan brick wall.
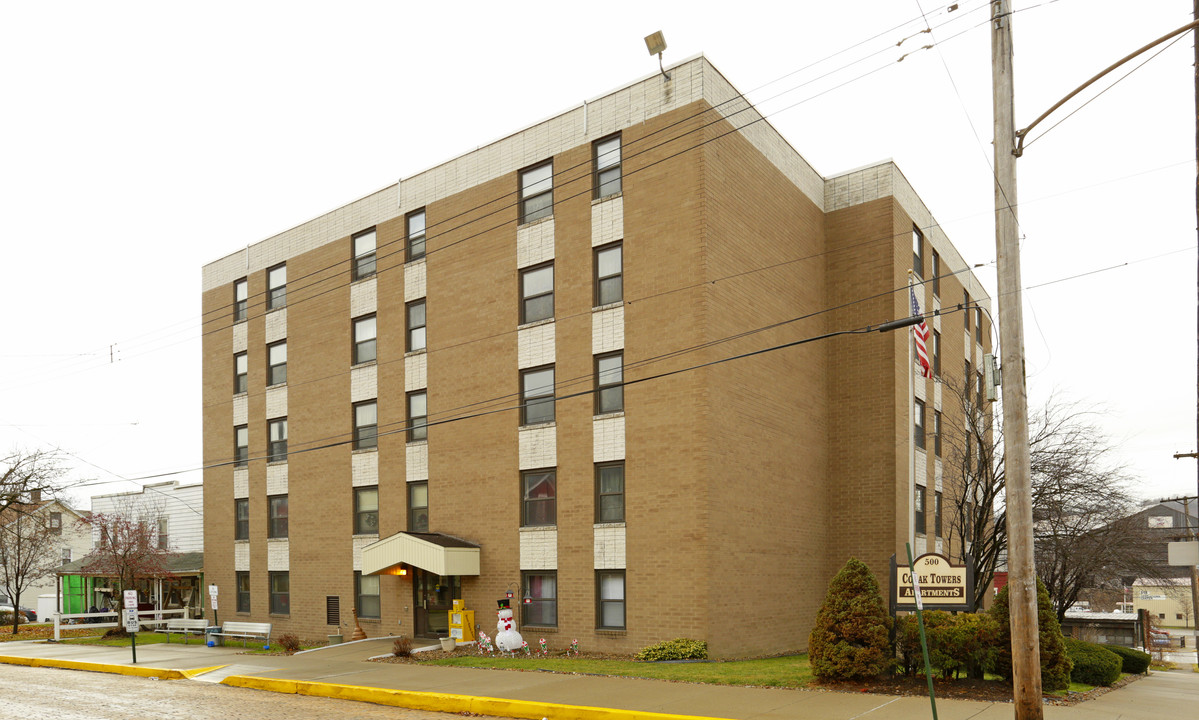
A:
[202,96,989,655]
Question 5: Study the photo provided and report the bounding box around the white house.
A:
[89,480,204,553]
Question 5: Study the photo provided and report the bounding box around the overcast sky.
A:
[1,0,1195,510]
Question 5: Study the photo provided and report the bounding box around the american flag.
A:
[910,285,932,378]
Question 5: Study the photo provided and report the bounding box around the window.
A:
[932,331,941,377]
[268,495,288,538]
[236,572,250,613]
[593,134,621,198]
[352,228,376,280]
[234,425,248,467]
[914,399,925,450]
[931,250,940,297]
[975,308,983,343]
[233,278,248,322]
[915,486,926,535]
[521,469,556,526]
[595,353,623,414]
[521,571,557,627]
[976,371,985,408]
[406,209,426,261]
[269,571,289,615]
[912,226,924,277]
[49,511,62,535]
[520,263,554,324]
[521,366,555,425]
[356,571,380,619]
[234,498,249,540]
[267,341,287,386]
[157,516,169,550]
[60,547,71,564]
[353,315,377,364]
[594,242,622,306]
[406,300,426,352]
[934,411,942,457]
[597,570,626,629]
[234,352,248,394]
[354,401,378,450]
[267,264,286,310]
[964,291,971,331]
[596,462,624,524]
[354,486,379,535]
[407,391,427,442]
[268,417,288,462]
[935,491,943,538]
[965,360,972,400]
[519,161,553,224]
[408,481,428,532]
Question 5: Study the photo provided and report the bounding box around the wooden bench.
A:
[164,618,211,645]
[210,621,272,647]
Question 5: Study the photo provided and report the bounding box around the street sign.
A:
[123,590,138,610]
[209,584,218,597]
[124,608,139,633]
[210,596,218,610]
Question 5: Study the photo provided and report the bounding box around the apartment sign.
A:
[890,553,974,613]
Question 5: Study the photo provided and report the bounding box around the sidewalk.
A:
[1,637,1196,720]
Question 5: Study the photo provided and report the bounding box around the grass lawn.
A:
[62,632,213,647]
[0,624,103,643]
[423,653,817,688]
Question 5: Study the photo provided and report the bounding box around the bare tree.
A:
[0,507,61,634]
[940,382,1163,617]
[1,449,67,511]
[77,498,176,601]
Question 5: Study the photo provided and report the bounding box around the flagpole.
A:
[908,270,916,552]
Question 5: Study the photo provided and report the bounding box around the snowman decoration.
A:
[495,598,523,653]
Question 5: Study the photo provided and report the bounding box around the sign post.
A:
[208,584,219,628]
[123,590,139,664]
[905,543,938,720]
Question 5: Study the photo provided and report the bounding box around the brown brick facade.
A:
[202,58,990,658]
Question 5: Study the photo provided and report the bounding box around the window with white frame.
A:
[407,300,426,352]
[407,391,427,442]
[234,352,248,394]
[233,278,248,322]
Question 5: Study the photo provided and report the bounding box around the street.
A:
[0,664,508,720]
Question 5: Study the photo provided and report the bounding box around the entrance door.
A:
[413,569,460,638]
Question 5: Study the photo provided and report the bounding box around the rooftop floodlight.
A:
[644,31,670,80]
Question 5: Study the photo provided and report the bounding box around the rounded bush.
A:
[1065,638,1121,687]
[634,638,708,662]
[1101,644,1150,674]
[808,558,893,680]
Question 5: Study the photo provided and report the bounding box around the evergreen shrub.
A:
[634,638,708,661]
[808,557,893,680]
[1101,644,1150,674]
[1064,638,1121,687]
[989,579,1072,692]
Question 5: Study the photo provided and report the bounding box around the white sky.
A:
[1,1,1195,509]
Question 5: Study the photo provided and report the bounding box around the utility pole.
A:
[1191,0,1199,665]
[990,3,1043,718]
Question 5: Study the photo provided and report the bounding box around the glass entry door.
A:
[413,569,460,638]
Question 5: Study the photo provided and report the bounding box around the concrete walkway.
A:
[1,637,1196,720]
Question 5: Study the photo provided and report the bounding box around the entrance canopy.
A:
[362,532,479,577]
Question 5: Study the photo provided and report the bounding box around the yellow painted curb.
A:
[180,665,229,679]
[220,674,726,720]
[0,655,184,679]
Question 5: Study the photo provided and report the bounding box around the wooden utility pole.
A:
[990,3,1043,717]
[1191,0,1199,661]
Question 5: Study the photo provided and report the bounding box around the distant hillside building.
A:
[200,56,991,657]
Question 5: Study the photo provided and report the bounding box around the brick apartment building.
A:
[200,56,991,658]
